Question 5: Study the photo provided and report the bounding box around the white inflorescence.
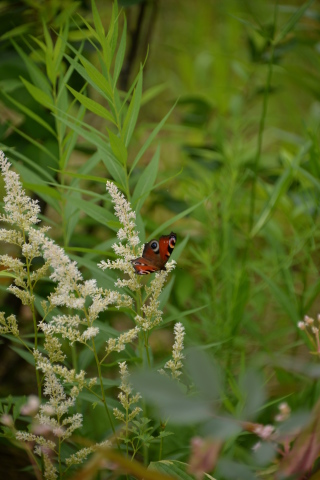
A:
[113,361,142,423]
[0,151,41,229]
[159,322,185,379]
[98,181,141,291]
[0,153,179,472]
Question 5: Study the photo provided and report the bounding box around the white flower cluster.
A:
[298,314,320,355]
[159,322,185,379]
[106,326,140,355]
[65,439,112,467]
[98,181,141,292]
[0,151,41,228]
[0,312,19,336]
[113,362,142,423]
[275,402,291,422]
[135,262,176,331]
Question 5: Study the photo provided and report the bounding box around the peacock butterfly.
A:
[131,232,177,275]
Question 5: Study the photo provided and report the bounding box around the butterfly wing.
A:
[131,257,160,275]
[131,232,177,275]
[159,232,176,265]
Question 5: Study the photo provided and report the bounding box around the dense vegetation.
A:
[0,0,320,479]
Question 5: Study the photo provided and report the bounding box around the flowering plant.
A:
[0,151,183,479]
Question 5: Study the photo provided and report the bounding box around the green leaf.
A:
[186,349,222,403]
[11,126,57,163]
[131,371,211,424]
[113,17,127,88]
[1,90,56,136]
[1,24,34,40]
[6,149,56,182]
[148,197,208,240]
[12,162,60,212]
[141,83,167,106]
[160,306,206,328]
[121,69,143,147]
[60,104,86,170]
[12,40,52,96]
[250,168,293,238]
[20,78,53,110]
[53,170,110,184]
[64,53,112,103]
[252,267,300,324]
[67,85,116,124]
[79,56,113,102]
[276,0,314,43]
[132,146,159,213]
[69,254,117,291]
[91,0,105,40]
[0,271,17,279]
[66,197,116,228]
[149,460,216,480]
[130,101,176,173]
[159,275,175,309]
[10,346,35,366]
[104,0,119,67]
[23,183,61,200]
[53,112,126,186]
[108,130,128,165]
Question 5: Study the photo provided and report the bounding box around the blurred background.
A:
[1,0,320,477]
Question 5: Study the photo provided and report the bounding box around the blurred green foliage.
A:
[1,0,320,478]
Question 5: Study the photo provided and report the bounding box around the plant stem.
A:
[248,12,277,232]
[91,338,117,436]
[23,227,42,399]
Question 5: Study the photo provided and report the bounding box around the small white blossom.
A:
[162,322,185,380]
[43,453,58,480]
[275,402,291,422]
[66,447,94,467]
[304,315,314,325]
[15,431,56,451]
[0,151,41,228]
[113,362,142,423]
[254,424,275,440]
[81,327,99,341]
[98,182,141,292]
[0,312,19,336]
[106,326,140,355]
[20,395,40,416]
[1,413,14,427]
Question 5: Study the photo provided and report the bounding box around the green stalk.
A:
[248,40,276,231]
[23,228,42,399]
[91,337,117,438]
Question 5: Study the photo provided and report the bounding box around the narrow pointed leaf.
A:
[91,0,105,40]
[121,70,142,147]
[108,130,128,165]
[20,78,54,110]
[277,0,314,43]
[130,101,176,173]
[64,53,112,102]
[67,85,116,124]
[12,40,51,96]
[148,197,208,240]
[66,197,116,229]
[132,146,159,213]
[1,91,56,136]
[250,168,293,238]
[113,17,127,88]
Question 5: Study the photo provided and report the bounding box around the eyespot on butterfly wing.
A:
[131,232,177,275]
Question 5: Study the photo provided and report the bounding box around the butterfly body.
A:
[131,232,177,275]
